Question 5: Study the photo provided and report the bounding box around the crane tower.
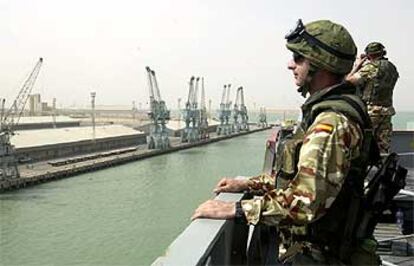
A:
[0,58,43,180]
[216,84,233,135]
[232,86,249,133]
[145,66,170,150]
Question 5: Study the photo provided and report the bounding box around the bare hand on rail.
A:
[213,178,249,194]
[191,200,235,220]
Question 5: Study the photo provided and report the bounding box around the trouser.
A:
[286,252,341,266]
[370,115,392,154]
[248,225,381,266]
[279,242,380,266]
[277,243,343,266]
[247,225,279,265]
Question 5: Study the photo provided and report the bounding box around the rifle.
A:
[262,124,295,178]
[262,126,281,176]
[248,124,296,265]
[356,152,408,239]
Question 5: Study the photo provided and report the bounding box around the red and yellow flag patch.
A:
[314,123,334,134]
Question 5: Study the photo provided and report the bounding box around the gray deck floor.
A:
[375,168,414,265]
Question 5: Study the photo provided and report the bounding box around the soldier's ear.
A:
[383,50,387,56]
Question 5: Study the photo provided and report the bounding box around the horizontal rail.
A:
[152,191,246,265]
[377,234,414,243]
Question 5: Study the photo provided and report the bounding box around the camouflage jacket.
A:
[355,58,399,108]
[241,84,364,226]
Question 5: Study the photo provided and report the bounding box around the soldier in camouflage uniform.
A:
[347,42,399,153]
[192,19,379,265]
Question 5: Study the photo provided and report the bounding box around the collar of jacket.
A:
[301,81,356,114]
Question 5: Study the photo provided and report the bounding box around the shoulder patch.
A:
[314,123,334,134]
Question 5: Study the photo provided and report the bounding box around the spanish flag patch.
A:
[314,123,334,134]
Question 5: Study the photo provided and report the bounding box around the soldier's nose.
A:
[287,59,296,70]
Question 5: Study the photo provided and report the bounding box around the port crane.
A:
[0,57,43,180]
[182,76,195,135]
[182,76,209,143]
[182,76,199,143]
[216,84,232,135]
[258,107,268,127]
[232,86,249,133]
[238,87,249,131]
[145,66,170,150]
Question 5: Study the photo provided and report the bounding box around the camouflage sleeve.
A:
[241,111,363,226]
[247,173,275,192]
[356,62,378,86]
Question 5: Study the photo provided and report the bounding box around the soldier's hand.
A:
[354,56,367,69]
[191,200,235,220]
[213,178,249,194]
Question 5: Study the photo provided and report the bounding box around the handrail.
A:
[152,191,248,266]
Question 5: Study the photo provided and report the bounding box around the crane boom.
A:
[234,87,241,107]
[151,70,162,101]
[239,87,245,106]
[226,84,231,105]
[187,76,195,104]
[146,66,155,99]
[193,77,200,106]
[0,99,5,127]
[200,78,206,109]
[146,66,156,114]
[221,85,227,105]
[2,57,43,132]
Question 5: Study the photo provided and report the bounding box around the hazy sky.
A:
[1,0,413,111]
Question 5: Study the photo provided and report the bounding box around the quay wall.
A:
[15,121,81,130]
[15,134,147,162]
[137,123,218,137]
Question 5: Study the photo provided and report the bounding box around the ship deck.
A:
[375,167,414,266]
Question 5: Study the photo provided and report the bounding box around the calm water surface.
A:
[0,130,270,266]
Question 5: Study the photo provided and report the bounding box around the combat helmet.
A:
[286,19,357,75]
[365,42,386,56]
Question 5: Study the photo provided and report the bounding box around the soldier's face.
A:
[287,53,311,87]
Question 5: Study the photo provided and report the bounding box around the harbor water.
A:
[0,130,270,266]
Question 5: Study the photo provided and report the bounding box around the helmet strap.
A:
[297,64,318,98]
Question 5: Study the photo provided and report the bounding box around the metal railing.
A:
[152,192,249,266]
